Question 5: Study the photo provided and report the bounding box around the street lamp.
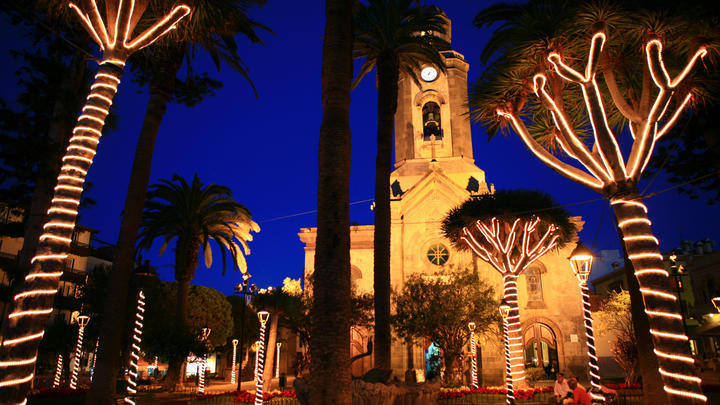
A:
[499,300,513,405]
[198,327,212,394]
[255,311,270,405]
[70,314,90,389]
[231,339,239,385]
[235,272,258,391]
[669,255,690,338]
[468,322,478,389]
[569,242,604,402]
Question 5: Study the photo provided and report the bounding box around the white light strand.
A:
[578,282,605,401]
[198,354,207,394]
[502,316,514,404]
[52,354,63,388]
[275,342,281,379]
[124,290,145,405]
[469,324,478,389]
[0,4,191,402]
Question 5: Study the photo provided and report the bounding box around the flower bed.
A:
[191,390,298,404]
[438,386,553,403]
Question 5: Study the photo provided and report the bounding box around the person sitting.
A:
[563,377,592,405]
[553,372,570,403]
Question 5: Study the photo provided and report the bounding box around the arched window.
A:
[422,102,442,140]
[523,323,558,371]
[526,265,544,302]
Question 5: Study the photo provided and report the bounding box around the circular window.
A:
[426,244,449,266]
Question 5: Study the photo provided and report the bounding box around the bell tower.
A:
[393,18,473,164]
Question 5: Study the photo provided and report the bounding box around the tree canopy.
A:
[392,266,498,384]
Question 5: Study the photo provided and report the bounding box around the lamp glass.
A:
[570,242,594,283]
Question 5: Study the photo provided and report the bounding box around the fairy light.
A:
[495,30,708,403]
[70,315,90,389]
[468,322,478,389]
[460,216,561,389]
[255,311,270,405]
[197,327,211,395]
[52,354,63,387]
[253,340,261,382]
[0,4,190,402]
[275,342,282,379]
[231,339,239,385]
[124,290,145,405]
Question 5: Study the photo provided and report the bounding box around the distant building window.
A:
[422,102,442,140]
[426,244,449,266]
[526,266,543,302]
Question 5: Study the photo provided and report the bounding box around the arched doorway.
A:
[523,323,559,373]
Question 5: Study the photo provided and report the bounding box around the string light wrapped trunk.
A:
[90,338,99,381]
[70,315,90,389]
[468,322,478,389]
[0,3,190,402]
[124,290,145,405]
[495,31,708,404]
[231,339,239,385]
[255,312,270,405]
[52,355,62,388]
[459,216,562,389]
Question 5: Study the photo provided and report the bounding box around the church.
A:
[299,15,591,385]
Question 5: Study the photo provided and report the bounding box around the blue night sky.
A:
[1,1,718,296]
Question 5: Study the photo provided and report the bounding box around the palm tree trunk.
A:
[502,274,526,390]
[373,56,399,373]
[0,60,124,403]
[309,0,353,403]
[86,55,183,405]
[262,314,279,392]
[610,193,705,405]
[16,50,88,274]
[162,277,192,391]
[613,214,668,405]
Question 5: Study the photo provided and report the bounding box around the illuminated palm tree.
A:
[470,1,716,403]
[88,1,269,400]
[308,0,354,403]
[442,189,575,395]
[0,2,190,402]
[351,0,448,370]
[137,174,259,390]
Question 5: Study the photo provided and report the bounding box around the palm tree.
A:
[136,173,259,391]
[442,189,575,394]
[0,2,190,402]
[87,2,269,401]
[308,0,353,403]
[469,1,717,403]
[351,0,449,371]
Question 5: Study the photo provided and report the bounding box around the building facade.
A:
[299,15,591,385]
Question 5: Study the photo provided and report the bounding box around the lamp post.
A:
[125,290,146,405]
[70,314,89,389]
[235,272,258,391]
[468,322,478,389]
[231,339,239,385]
[275,342,282,379]
[198,327,212,394]
[499,301,513,405]
[569,242,604,402]
[255,311,270,405]
[52,354,63,388]
[253,340,262,382]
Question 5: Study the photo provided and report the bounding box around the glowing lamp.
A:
[468,322,476,332]
[713,297,720,313]
[70,314,90,389]
[77,315,90,328]
[468,322,478,389]
[569,242,594,283]
[499,302,511,319]
[258,311,270,326]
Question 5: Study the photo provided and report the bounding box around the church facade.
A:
[299,17,591,385]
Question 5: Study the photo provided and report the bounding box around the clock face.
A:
[421,66,438,82]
